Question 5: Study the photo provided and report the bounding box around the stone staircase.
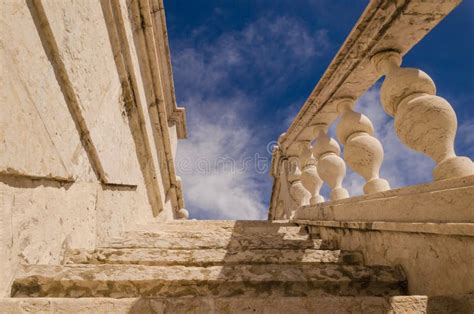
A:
[2,220,430,313]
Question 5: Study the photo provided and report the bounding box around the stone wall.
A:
[305,222,473,296]
[293,176,474,296]
[0,0,185,296]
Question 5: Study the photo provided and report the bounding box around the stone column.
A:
[299,142,325,204]
[372,50,474,181]
[335,97,391,194]
[312,126,349,201]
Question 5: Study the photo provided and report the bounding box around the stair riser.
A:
[11,264,407,298]
[11,280,406,298]
[65,249,362,266]
[0,296,433,314]
[101,236,337,250]
[138,225,304,234]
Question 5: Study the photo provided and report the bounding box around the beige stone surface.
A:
[0,179,97,297]
[294,176,474,223]
[12,262,406,298]
[65,247,362,266]
[0,0,93,181]
[102,230,337,250]
[304,222,474,296]
[0,0,186,299]
[40,0,142,185]
[137,220,300,234]
[372,50,474,181]
[1,295,451,314]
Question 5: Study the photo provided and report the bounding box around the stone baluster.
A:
[287,144,311,207]
[312,126,349,201]
[372,50,474,181]
[335,97,391,194]
[299,142,325,204]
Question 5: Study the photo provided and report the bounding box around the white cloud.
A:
[457,118,474,157]
[173,15,329,219]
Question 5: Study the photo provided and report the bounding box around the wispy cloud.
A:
[173,15,329,219]
[457,118,474,157]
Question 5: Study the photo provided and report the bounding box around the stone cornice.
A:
[150,0,187,139]
[169,107,187,139]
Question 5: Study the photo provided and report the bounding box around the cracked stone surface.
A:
[11,263,406,298]
[0,296,440,314]
[65,248,363,266]
[101,230,337,250]
[10,221,407,300]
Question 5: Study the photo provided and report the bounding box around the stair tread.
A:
[101,231,336,249]
[65,248,363,266]
[0,296,431,314]
[12,264,406,298]
[135,221,301,234]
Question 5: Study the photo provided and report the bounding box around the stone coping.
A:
[294,176,474,223]
[294,220,474,237]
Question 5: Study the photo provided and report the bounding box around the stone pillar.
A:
[372,50,474,181]
[335,97,391,194]
[312,126,349,201]
[299,142,325,204]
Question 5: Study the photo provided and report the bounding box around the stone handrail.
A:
[268,0,474,220]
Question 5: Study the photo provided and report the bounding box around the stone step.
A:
[134,220,302,234]
[0,296,432,314]
[64,248,364,266]
[100,230,337,250]
[11,264,406,298]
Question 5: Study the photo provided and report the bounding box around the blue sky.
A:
[165,1,474,220]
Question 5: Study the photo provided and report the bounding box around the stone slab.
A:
[65,248,363,266]
[0,0,92,181]
[295,221,474,237]
[135,220,301,234]
[11,264,406,298]
[0,295,445,314]
[100,231,337,250]
[294,176,474,223]
[40,0,141,185]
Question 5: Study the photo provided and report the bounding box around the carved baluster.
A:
[176,208,189,220]
[372,50,474,181]
[312,127,349,200]
[287,154,311,208]
[335,97,391,194]
[299,142,325,204]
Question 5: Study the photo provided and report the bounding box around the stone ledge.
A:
[11,264,406,298]
[294,176,474,223]
[294,220,474,237]
[0,296,439,314]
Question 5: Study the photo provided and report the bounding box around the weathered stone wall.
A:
[307,223,474,296]
[294,177,474,296]
[0,0,185,296]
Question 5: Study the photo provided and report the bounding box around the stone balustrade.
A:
[267,0,473,221]
[273,56,474,216]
